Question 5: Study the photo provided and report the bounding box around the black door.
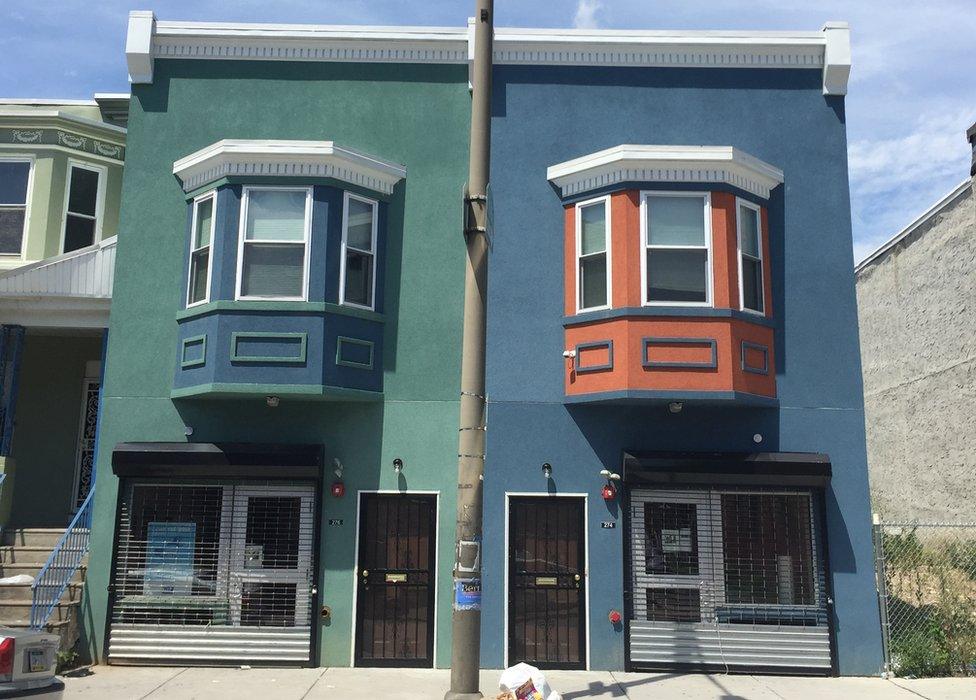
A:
[354,493,436,667]
[508,496,586,669]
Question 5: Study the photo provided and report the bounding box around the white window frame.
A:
[339,191,379,311]
[640,190,713,308]
[186,190,217,308]
[60,159,107,254]
[736,197,765,315]
[0,155,35,260]
[574,194,612,313]
[235,185,313,302]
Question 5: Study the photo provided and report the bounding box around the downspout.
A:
[446,2,493,699]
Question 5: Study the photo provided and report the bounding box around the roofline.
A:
[0,109,126,137]
[0,98,98,106]
[855,179,972,274]
[126,10,851,95]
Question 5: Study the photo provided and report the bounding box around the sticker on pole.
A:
[454,578,482,611]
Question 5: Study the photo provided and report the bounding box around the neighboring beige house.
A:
[855,124,976,522]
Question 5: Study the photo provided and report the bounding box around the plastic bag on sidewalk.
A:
[498,663,562,700]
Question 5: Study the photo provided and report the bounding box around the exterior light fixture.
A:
[393,458,404,474]
[753,433,763,444]
[599,469,611,478]
[668,401,683,414]
[266,395,280,408]
[562,349,577,359]
[333,458,343,479]
[542,462,553,479]
[184,426,193,437]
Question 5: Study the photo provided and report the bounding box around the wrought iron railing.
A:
[30,489,94,629]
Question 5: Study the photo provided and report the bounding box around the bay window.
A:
[340,192,378,309]
[237,187,311,300]
[642,193,711,305]
[186,192,216,306]
[576,196,610,311]
[737,199,764,314]
[63,162,104,253]
[0,158,32,256]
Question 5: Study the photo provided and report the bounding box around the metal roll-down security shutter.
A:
[108,480,316,664]
[627,486,831,673]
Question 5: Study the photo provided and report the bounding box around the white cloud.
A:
[573,0,603,29]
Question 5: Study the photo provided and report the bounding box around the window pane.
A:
[343,250,374,307]
[742,257,764,313]
[241,243,304,297]
[646,249,707,303]
[64,214,95,252]
[739,205,760,257]
[346,198,374,251]
[0,162,30,205]
[579,254,607,309]
[645,502,699,576]
[188,249,210,304]
[721,494,815,606]
[245,190,306,241]
[647,196,705,246]
[0,210,25,254]
[194,198,213,248]
[67,167,99,217]
[579,202,606,255]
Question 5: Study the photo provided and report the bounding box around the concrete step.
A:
[2,529,77,548]
[0,582,82,602]
[0,599,78,624]
[0,546,86,564]
[0,562,86,582]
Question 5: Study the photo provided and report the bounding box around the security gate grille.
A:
[627,488,831,673]
[109,481,316,664]
[508,496,586,670]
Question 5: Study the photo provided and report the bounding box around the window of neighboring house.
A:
[737,199,765,314]
[237,187,311,300]
[576,196,611,311]
[340,192,378,309]
[63,162,104,253]
[0,158,33,256]
[642,193,711,305]
[186,192,216,307]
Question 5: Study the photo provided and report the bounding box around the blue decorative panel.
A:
[574,340,613,373]
[231,332,307,364]
[643,337,718,370]
[336,336,374,370]
[180,335,207,368]
[741,340,769,375]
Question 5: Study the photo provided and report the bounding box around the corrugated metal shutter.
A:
[627,487,831,673]
[109,481,316,665]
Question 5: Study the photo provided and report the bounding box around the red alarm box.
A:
[331,481,345,498]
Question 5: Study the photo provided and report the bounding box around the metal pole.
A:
[446,2,492,699]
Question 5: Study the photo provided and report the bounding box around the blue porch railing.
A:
[30,489,94,629]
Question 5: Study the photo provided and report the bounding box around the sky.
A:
[1,1,974,263]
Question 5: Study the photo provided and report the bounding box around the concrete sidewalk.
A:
[58,665,976,699]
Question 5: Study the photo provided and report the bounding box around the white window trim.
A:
[59,159,107,255]
[574,194,612,314]
[735,197,765,316]
[186,190,218,308]
[640,190,714,308]
[0,154,35,260]
[339,191,379,311]
[235,185,313,302]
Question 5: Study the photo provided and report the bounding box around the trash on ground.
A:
[498,662,562,700]
[0,574,34,585]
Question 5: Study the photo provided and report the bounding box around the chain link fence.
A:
[874,519,976,677]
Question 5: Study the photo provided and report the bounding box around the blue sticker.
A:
[454,578,482,611]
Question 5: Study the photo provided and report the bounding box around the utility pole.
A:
[446,1,492,699]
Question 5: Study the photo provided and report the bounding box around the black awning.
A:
[112,442,323,480]
[622,450,831,488]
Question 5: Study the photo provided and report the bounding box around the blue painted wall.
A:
[482,66,882,674]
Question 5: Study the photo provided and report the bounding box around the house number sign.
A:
[601,521,616,529]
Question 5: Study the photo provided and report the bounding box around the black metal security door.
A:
[508,496,586,670]
[354,493,436,667]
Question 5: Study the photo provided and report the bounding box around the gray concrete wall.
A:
[856,181,976,522]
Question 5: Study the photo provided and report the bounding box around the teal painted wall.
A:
[83,60,469,667]
[6,333,102,527]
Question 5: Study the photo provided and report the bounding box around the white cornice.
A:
[126,11,850,95]
[0,109,126,140]
[546,145,785,199]
[172,140,407,195]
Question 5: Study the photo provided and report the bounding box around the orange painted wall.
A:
[711,192,738,309]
